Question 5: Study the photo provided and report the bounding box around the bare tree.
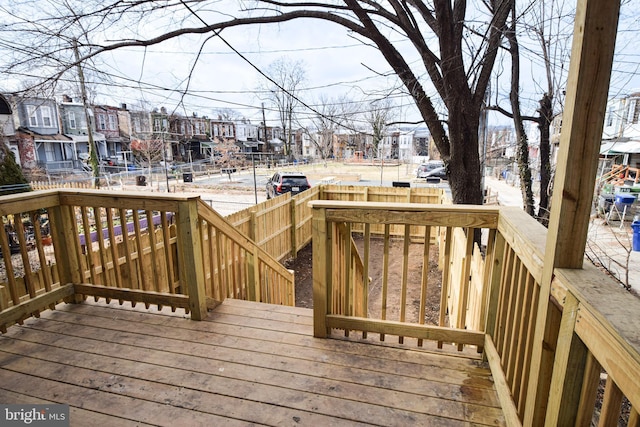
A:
[130,138,164,170]
[214,108,242,121]
[214,139,241,181]
[504,4,536,216]
[364,99,394,160]
[0,0,514,205]
[258,58,306,159]
[299,94,355,160]
[489,0,572,221]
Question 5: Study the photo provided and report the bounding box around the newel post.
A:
[312,203,329,337]
[49,202,83,303]
[523,0,621,424]
[176,198,207,320]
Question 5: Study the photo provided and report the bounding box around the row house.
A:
[11,96,71,172]
[236,119,261,153]
[58,96,108,166]
[259,123,283,154]
[0,95,19,165]
[334,131,372,160]
[600,92,640,167]
[94,104,124,159]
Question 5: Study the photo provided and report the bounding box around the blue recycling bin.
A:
[632,221,640,252]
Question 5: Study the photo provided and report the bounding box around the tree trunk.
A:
[537,93,553,225]
[506,7,535,216]
[446,107,484,206]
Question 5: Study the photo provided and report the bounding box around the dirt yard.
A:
[285,237,443,325]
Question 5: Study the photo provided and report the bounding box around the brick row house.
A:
[2,93,443,175]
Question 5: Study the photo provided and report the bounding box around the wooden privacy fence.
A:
[311,200,640,425]
[226,186,320,262]
[0,189,294,332]
[225,185,444,261]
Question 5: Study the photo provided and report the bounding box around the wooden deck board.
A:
[0,299,505,426]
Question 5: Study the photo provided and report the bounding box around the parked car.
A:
[423,166,448,180]
[416,161,444,178]
[266,172,311,199]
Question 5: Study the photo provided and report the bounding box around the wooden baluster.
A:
[381,223,390,342]
[79,206,97,290]
[362,223,370,340]
[438,226,452,348]
[399,224,410,344]
[145,210,160,295]
[106,208,123,301]
[418,225,431,347]
[93,207,109,291]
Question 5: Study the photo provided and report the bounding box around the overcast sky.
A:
[2,0,639,130]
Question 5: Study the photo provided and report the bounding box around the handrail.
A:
[196,199,295,305]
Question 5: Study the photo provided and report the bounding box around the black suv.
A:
[266,172,311,199]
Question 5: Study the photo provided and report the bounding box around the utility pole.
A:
[73,38,100,188]
[262,103,269,153]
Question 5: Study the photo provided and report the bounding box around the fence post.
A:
[290,198,297,258]
[176,198,207,320]
[312,205,329,337]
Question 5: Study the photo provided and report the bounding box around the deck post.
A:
[49,203,83,303]
[523,0,621,424]
[544,292,588,425]
[312,205,329,337]
[177,198,208,320]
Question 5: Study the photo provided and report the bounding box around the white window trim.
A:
[41,106,53,127]
[69,111,77,129]
[27,105,38,126]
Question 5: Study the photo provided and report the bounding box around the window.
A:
[44,143,55,161]
[133,117,141,133]
[27,105,38,126]
[606,107,614,127]
[41,106,53,127]
[98,114,107,130]
[631,99,640,124]
[108,114,117,130]
[69,111,77,129]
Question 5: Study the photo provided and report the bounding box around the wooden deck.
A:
[0,299,505,426]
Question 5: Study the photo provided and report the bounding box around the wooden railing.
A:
[310,200,497,349]
[311,200,640,425]
[0,189,295,331]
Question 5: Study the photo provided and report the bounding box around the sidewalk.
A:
[484,176,640,294]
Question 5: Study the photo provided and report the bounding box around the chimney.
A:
[120,103,127,110]
[62,94,72,103]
